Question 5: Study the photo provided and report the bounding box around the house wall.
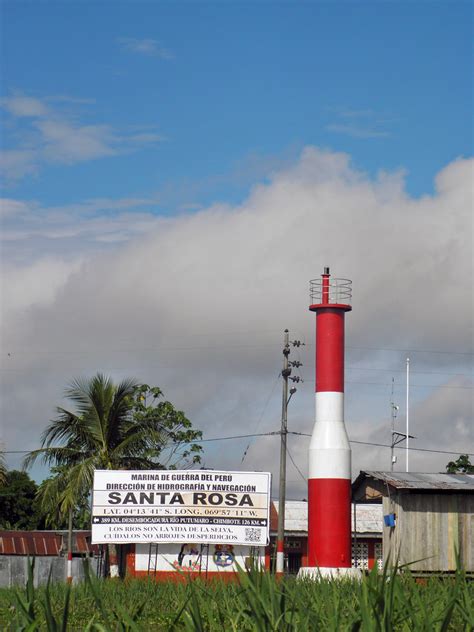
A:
[126,542,266,580]
[383,492,474,572]
[352,538,382,571]
[0,556,100,588]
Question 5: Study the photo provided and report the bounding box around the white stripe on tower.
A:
[309,392,350,479]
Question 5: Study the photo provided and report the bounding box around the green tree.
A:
[132,384,202,469]
[0,451,6,487]
[0,470,45,529]
[446,454,474,473]
[36,466,91,529]
[24,373,202,576]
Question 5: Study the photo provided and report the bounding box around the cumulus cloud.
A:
[1,258,84,318]
[349,375,473,477]
[0,196,163,264]
[0,198,31,219]
[0,94,163,183]
[0,148,472,494]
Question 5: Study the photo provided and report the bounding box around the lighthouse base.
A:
[298,566,362,581]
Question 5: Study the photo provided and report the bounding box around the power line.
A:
[351,439,474,457]
[286,445,306,482]
[3,343,473,356]
[2,368,471,390]
[345,381,472,390]
[346,346,473,356]
[4,433,473,457]
[346,366,472,377]
[288,432,474,457]
[2,432,280,453]
[241,373,280,463]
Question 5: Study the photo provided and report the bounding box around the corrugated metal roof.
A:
[0,531,99,556]
[271,501,382,534]
[272,501,307,533]
[353,504,383,533]
[362,471,474,491]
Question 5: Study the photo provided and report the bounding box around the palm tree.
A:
[25,373,198,577]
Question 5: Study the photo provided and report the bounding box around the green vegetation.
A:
[0,470,46,530]
[0,560,473,631]
[24,375,202,525]
[0,467,90,531]
[18,374,202,577]
[0,451,6,487]
[446,454,474,474]
[20,375,202,575]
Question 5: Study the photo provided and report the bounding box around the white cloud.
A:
[1,258,83,318]
[0,198,31,219]
[0,95,50,118]
[0,148,472,490]
[118,37,174,59]
[0,94,162,183]
[326,106,393,139]
[0,195,163,264]
[37,120,117,163]
[349,376,473,478]
[0,149,39,181]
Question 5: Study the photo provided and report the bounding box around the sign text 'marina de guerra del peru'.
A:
[91,470,271,546]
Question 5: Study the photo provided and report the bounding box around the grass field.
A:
[1,560,473,630]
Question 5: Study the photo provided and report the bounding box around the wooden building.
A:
[352,471,474,574]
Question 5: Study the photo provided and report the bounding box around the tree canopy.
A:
[0,451,6,487]
[24,374,202,523]
[0,470,45,530]
[446,454,474,473]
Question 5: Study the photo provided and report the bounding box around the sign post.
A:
[92,470,271,546]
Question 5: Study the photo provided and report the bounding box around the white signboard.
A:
[92,469,271,546]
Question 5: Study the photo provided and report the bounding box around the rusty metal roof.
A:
[357,471,474,491]
[0,531,99,556]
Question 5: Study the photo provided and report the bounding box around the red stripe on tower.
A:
[307,268,352,570]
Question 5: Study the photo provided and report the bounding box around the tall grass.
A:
[1,559,473,631]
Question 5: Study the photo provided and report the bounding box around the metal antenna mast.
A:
[406,357,410,472]
[390,366,416,472]
[390,378,400,471]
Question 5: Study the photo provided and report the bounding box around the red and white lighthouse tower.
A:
[301,267,355,577]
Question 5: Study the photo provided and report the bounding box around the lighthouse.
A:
[300,267,358,578]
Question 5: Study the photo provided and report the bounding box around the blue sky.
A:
[2,1,471,208]
[1,2,472,488]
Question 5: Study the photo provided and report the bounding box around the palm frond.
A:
[23,446,83,470]
[40,409,98,449]
[111,424,169,458]
[64,376,98,414]
[105,377,139,448]
[25,374,201,530]
[59,458,97,503]
[36,474,70,526]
